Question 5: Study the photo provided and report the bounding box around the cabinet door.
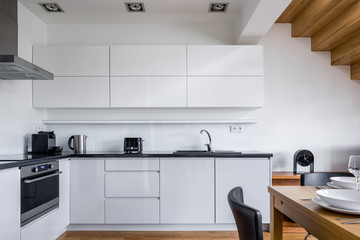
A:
[188,77,263,107]
[33,45,109,76]
[105,172,159,197]
[105,158,159,171]
[70,159,105,224]
[111,45,186,76]
[105,198,159,224]
[58,159,70,231]
[33,77,110,108]
[215,158,270,224]
[0,168,20,240]
[110,77,187,107]
[187,45,263,76]
[160,158,214,224]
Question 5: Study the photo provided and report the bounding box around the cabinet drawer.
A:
[105,158,159,171]
[105,198,159,224]
[105,172,159,197]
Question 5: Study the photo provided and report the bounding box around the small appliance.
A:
[124,138,143,154]
[68,135,87,154]
[30,131,62,155]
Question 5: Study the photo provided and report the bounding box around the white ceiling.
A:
[19,0,243,24]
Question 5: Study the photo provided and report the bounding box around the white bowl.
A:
[330,176,357,190]
[316,189,360,210]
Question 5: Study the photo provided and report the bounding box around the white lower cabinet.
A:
[21,158,70,240]
[105,198,159,224]
[70,159,105,224]
[104,158,160,224]
[160,158,214,224]
[215,158,271,224]
[0,167,20,240]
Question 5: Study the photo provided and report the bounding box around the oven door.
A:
[21,169,61,226]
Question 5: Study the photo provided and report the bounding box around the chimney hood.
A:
[0,0,53,80]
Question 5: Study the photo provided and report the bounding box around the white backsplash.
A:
[47,123,258,152]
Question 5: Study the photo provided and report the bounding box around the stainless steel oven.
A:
[21,161,62,227]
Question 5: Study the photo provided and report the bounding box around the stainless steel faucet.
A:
[200,129,212,152]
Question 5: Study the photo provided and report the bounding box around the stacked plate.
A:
[312,178,360,214]
[329,177,357,190]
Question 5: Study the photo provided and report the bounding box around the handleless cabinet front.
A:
[160,158,214,224]
[70,159,105,224]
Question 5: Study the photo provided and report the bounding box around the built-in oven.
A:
[21,161,62,227]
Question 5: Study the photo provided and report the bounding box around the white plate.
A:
[327,182,341,189]
[330,177,357,190]
[312,196,360,215]
[317,189,360,211]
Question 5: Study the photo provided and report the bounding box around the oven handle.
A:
[23,171,63,184]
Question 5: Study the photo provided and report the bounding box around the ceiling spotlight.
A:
[209,3,229,12]
[125,2,145,12]
[39,2,64,12]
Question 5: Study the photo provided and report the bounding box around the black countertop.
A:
[0,151,273,170]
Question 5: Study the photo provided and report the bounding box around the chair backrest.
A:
[227,187,263,240]
[300,172,353,186]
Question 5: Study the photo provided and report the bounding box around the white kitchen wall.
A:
[0,3,47,154]
[47,123,257,152]
[258,24,360,172]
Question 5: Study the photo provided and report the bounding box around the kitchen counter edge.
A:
[0,152,273,170]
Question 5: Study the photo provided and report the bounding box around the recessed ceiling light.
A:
[39,2,64,12]
[125,2,145,12]
[209,3,229,12]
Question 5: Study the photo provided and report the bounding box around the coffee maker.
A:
[30,131,63,155]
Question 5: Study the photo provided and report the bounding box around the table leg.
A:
[270,194,283,240]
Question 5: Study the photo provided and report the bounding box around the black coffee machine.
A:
[30,131,63,155]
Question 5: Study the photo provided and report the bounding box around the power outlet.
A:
[35,124,46,132]
[230,125,242,133]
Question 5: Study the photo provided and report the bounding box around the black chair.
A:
[228,187,263,240]
[300,172,353,240]
[300,172,353,186]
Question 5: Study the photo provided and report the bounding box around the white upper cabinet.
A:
[110,77,187,107]
[33,46,109,76]
[187,45,263,76]
[33,77,110,108]
[110,46,186,76]
[188,76,264,107]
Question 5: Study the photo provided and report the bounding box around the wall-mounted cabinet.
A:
[32,45,263,109]
[110,45,186,76]
[187,45,263,76]
[33,46,109,76]
[188,77,264,107]
[33,45,110,108]
[110,77,187,107]
[33,77,110,108]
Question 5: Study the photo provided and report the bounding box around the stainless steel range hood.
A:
[0,0,53,80]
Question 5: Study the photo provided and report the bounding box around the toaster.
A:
[124,138,143,154]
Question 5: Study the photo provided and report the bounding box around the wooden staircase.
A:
[276,0,360,80]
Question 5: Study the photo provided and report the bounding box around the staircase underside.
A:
[276,0,360,80]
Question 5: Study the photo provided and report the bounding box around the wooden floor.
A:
[57,231,318,240]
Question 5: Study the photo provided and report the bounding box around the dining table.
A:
[268,186,360,240]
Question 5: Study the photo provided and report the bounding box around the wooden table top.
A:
[268,186,360,240]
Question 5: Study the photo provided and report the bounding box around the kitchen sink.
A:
[173,150,242,155]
